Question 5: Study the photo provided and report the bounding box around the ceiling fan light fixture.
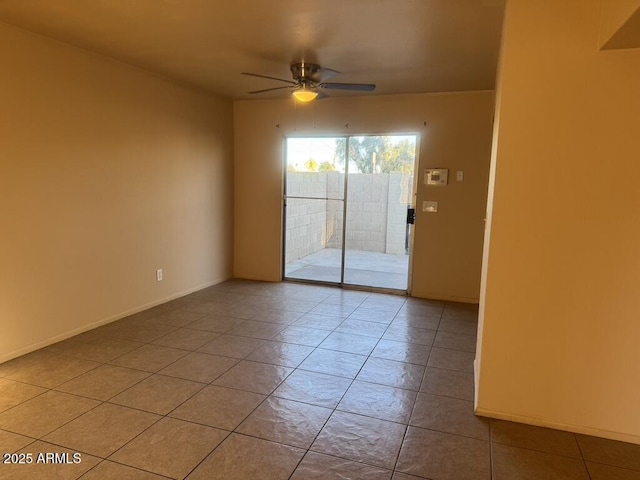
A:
[292,86,318,103]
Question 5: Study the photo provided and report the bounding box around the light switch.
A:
[423,201,438,212]
[456,171,464,182]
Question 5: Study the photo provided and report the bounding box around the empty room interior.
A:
[1,1,640,479]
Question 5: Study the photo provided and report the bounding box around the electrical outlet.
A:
[156,269,163,282]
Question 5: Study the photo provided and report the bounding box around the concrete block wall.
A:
[345,174,390,252]
[285,198,328,263]
[285,172,410,262]
[285,172,329,263]
[325,173,344,250]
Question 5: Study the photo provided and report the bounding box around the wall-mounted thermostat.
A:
[424,168,448,186]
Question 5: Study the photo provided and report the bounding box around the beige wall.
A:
[0,23,234,362]
[234,92,493,301]
[477,0,640,443]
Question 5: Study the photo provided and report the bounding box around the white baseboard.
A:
[475,407,640,446]
[411,292,480,304]
[0,280,221,365]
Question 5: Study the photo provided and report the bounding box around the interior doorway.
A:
[283,134,417,291]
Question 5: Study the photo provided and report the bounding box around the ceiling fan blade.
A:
[310,67,340,83]
[242,72,297,85]
[249,85,294,94]
[320,82,376,92]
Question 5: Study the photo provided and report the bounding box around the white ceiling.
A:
[0,0,504,100]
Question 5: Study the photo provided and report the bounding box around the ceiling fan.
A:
[242,62,376,102]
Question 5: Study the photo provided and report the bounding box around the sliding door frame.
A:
[282,132,420,294]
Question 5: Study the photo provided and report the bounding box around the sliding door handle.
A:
[406,207,416,225]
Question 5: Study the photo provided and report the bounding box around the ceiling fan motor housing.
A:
[290,62,321,82]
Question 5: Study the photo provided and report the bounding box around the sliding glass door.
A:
[284,137,346,284]
[284,135,417,291]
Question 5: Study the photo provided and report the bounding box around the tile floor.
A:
[1,279,639,480]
